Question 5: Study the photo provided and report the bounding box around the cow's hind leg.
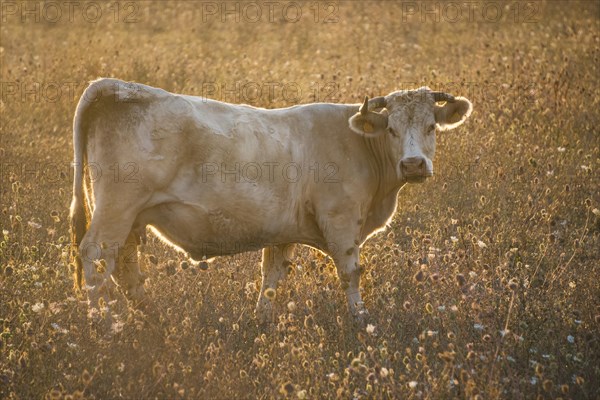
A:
[79,208,138,328]
[112,231,148,310]
[255,244,295,324]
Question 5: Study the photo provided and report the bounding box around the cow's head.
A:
[349,87,472,183]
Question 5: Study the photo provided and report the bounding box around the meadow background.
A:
[1,1,599,398]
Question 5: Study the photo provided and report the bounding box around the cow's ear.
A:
[349,110,389,137]
[434,97,472,131]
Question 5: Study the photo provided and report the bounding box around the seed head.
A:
[81,369,92,385]
[280,382,294,395]
[287,301,296,312]
[264,288,276,300]
[50,210,60,222]
[535,363,544,375]
[438,351,455,363]
[303,315,314,329]
[414,270,425,282]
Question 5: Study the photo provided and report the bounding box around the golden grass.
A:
[1,1,599,398]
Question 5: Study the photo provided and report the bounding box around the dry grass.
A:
[1,1,599,399]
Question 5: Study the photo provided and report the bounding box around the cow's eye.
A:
[388,127,398,137]
[428,124,436,133]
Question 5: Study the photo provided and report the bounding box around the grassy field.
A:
[1,1,599,398]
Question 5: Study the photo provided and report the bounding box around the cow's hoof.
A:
[351,303,370,326]
[354,311,370,327]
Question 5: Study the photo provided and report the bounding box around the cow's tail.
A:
[70,78,117,290]
[70,81,94,290]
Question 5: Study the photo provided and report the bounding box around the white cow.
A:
[70,78,472,324]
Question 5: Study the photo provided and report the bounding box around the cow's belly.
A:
[134,202,325,259]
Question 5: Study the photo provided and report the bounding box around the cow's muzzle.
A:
[400,157,433,183]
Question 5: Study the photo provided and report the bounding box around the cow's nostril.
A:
[400,157,428,179]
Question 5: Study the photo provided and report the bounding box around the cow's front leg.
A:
[332,244,369,324]
[255,244,295,324]
[320,203,370,324]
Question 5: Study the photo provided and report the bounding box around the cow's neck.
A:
[362,134,403,199]
[357,133,404,241]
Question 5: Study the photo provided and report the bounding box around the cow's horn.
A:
[360,96,369,115]
[432,92,456,103]
[368,96,387,110]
